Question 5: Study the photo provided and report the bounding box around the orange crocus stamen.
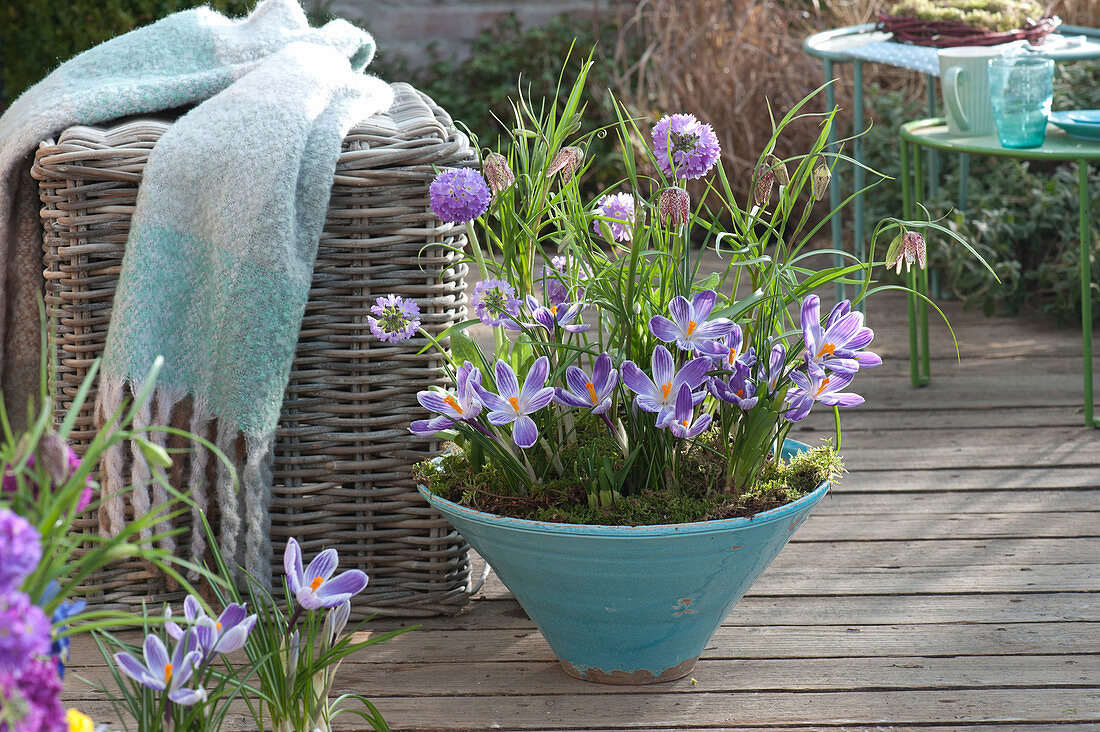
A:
[508,396,520,411]
[165,664,174,683]
[661,382,673,399]
[310,577,324,592]
[216,621,222,631]
[444,395,464,415]
[681,420,690,428]
[727,347,737,365]
[816,343,836,358]
[736,389,744,398]
[814,377,831,398]
[551,306,558,316]
[686,320,698,336]
[585,382,598,404]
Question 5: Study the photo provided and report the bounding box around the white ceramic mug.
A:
[938,46,1002,136]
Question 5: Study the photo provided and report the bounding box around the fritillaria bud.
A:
[547,146,584,183]
[483,152,514,196]
[753,163,776,207]
[766,154,789,187]
[38,432,73,488]
[885,230,927,274]
[811,158,831,201]
[658,186,691,226]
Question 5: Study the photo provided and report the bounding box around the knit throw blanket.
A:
[0,0,394,580]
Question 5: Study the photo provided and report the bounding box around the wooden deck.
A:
[63,291,1100,730]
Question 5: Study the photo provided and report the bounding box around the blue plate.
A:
[1049,111,1100,141]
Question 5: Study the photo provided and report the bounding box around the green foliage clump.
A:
[371,12,625,193]
[888,0,1046,30]
[860,61,1100,324]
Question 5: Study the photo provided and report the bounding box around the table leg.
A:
[902,137,930,388]
[853,61,865,315]
[1078,160,1098,427]
[825,59,845,305]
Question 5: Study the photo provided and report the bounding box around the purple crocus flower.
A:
[472,357,556,449]
[592,192,636,242]
[410,362,483,437]
[554,353,618,415]
[114,633,206,706]
[760,343,787,396]
[668,384,712,440]
[508,296,589,334]
[429,168,491,224]
[165,596,257,661]
[470,279,521,327]
[621,345,711,427]
[368,294,421,344]
[649,290,734,353]
[284,538,369,611]
[697,324,755,371]
[711,361,759,411]
[801,295,882,374]
[0,590,50,673]
[652,114,721,180]
[785,361,865,422]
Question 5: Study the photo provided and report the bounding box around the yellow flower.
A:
[67,709,94,732]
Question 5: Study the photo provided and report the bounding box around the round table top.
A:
[804,23,1100,65]
[901,117,1100,160]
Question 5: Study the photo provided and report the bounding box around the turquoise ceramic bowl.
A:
[419,439,830,684]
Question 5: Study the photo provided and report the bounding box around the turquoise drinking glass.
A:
[988,53,1054,149]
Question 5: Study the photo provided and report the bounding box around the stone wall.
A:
[324,0,617,63]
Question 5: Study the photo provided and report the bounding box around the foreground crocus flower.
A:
[510,295,589,334]
[649,290,734,353]
[622,345,710,427]
[114,634,205,706]
[698,324,754,371]
[652,114,721,180]
[284,538,369,611]
[785,361,864,421]
[711,361,759,411]
[429,168,491,224]
[473,358,556,448]
[411,362,484,436]
[668,384,712,439]
[801,295,881,374]
[760,342,787,395]
[165,595,256,661]
[554,353,618,415]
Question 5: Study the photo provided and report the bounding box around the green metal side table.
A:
[900,117,1100,427]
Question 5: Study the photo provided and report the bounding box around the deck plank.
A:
[59,290,1100,729]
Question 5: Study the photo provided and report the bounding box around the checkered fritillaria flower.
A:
[482,152,515,197]
[547,146,584,183]
[885,230,927,274]
[658,186,691,227]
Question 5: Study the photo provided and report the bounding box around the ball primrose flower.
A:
[592,192,636,242]
[368,294,420,344]
[652,114,721,180]
[429,168,491,224]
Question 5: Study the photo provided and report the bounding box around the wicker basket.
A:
[877,13,1060,47]
[31,82,477,618]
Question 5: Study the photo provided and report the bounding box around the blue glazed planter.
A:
[419,439,829,685]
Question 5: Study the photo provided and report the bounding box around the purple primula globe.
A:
[0,656,65,732]
[800,295,882,375]
[0,591,51,673]
[621,345,711,427]
[649,290,735,353]
[554,353,618,416]
[785,360,865,422]
[592,192,636,242]
[368,294,421,344]
[429,168,491,224]
[0,508,41,593]
[652,114,721,180]
[114,633,206,706]
[472,357,556,449]
[411,362,484,436]
[284,537,369,611]
[668,384,712,440]
[470,279,521,327]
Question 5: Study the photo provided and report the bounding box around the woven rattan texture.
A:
[31,83,476,618]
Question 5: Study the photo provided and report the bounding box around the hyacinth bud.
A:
[483,152,514,196]
[658,186,691,226]
[766,154,790,186]
[753,163,776,207]
[811,158,831,201]
[547,146,584,183]
[38,432,74,488]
